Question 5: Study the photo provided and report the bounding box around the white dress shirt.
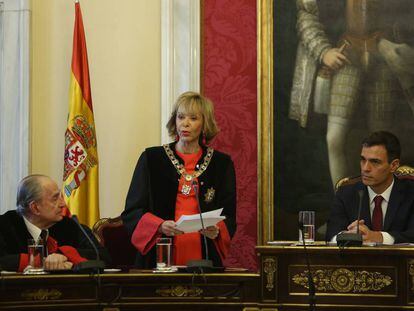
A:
[367,180,395,245]
[23,216,48,242]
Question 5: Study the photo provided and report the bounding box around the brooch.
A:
[204,187,215,203]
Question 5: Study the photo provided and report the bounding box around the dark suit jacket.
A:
[0,211,110,271]
[121,142,237,268]
[326,178,414,243]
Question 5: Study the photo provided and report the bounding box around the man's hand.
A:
[346,219,383,243]
[158,220,184,237]
[347,219,365,233]
[322,48,350,70]
[200,225,219,240]
[44,253,73,270]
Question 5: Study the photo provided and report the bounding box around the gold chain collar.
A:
[163,144,214,180]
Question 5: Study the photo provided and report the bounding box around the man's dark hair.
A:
[362,131,401,163]
[16,174,48,216]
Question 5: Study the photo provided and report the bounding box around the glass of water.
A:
[298,211,315,244]
[26,238,46,274]
[155,237,172,272]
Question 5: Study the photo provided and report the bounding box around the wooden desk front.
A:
[0,271,259,310]
[257,245,414,310]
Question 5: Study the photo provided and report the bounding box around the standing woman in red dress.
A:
[122,91,237,268]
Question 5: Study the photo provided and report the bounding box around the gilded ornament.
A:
[156,285,203,297]
[204,187,215,203]
[292,267,392,293]
[408,259,414,292]
[263,257,277,291]
[21,289,62,301]
[163,144,214,196]
[331,268,355,292]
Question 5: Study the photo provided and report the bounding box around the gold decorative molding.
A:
[263,257,277,291]
[257,0,274,245]
[21,289,62,300]
[408,259,414,292]
[292,268,392,293]
[156,285,203,297]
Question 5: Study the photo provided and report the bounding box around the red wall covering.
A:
[202,0,257,271]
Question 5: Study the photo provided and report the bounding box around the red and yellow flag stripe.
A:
[63,2,99,228]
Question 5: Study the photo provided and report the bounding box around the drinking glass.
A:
[26,238,45,274]
[156,237,172,272]
[298,211,315,244]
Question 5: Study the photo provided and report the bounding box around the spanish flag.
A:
[63,1,99,228]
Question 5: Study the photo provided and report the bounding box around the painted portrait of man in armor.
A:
[274,0,414,240]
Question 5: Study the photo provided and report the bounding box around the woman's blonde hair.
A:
[166,91,219,145]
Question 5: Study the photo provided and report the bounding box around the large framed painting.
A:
[259,0,414,242]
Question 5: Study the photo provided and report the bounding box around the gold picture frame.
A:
[257,0,274,244]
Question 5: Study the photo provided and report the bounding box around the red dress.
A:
[173,149,203,265]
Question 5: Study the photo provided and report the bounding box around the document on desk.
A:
[175,208,226,233]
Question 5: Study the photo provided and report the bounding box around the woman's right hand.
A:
[159,220,184,237]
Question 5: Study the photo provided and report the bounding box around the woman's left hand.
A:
[200,225,219,239]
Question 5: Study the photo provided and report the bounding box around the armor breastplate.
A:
[342,0,389,70]
[346,0,383,36]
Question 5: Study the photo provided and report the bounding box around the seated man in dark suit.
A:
[326,131,414,244]
[0,174,109,271]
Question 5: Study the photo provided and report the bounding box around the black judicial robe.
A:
[0,210,110,271]
[122,142,237,268]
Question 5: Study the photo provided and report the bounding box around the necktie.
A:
[40,230,49,257]
[372,195,384,231]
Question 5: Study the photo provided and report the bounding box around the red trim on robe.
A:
[213,220,231,262]
[131,212,163,255]
[47,236,59,254]
[17,237,87,271]
[18,254,29,272]
[58,246,87,264]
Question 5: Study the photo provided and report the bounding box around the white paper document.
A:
[175,208,226,233]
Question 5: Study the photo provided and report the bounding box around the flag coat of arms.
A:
[63,1,99,228]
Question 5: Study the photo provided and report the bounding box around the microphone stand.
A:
[186,181,213,273]
[71,215,105,273]
[71,215,105,305]
[299,222,316,311]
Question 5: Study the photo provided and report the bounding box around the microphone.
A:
[186,180,214,273]
[71,215,105,273]
[336,190,364,247]
[298,221,316,311]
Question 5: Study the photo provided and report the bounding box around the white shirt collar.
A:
[367,179,394,203]
[23,216,43,241]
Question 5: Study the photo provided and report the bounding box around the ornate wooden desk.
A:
[257,244,414,310]
[0,271,259,310]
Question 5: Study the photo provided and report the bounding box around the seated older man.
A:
[0,174,109,271]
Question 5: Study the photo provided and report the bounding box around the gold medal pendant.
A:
[181,174,193,195]
[181,183,191,195]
